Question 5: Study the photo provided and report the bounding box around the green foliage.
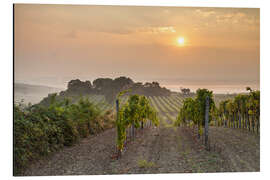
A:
[176,87,260,133]
[137,159,156,168]
[40,77,171,105]
[195,89,215,126]
[216,88,260,132]
[116,92,159,152]
[116,108,127,151]
[14,97,114,175]
[176,89,214,129]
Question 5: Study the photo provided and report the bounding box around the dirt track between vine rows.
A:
[22,119,259,176]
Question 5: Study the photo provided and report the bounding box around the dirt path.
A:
[22,120,259,176]
[209,126,260,172]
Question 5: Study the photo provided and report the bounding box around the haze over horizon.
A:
[14,4,260,93]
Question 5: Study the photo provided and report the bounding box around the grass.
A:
[137,159,156,168]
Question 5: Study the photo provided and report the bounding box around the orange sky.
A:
[14,4,260,91]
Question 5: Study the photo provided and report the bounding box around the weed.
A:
[138,159,155,168]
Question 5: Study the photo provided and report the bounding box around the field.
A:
[17,92,259,175]
[69,93,238,122]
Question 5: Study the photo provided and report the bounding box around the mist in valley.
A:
[14,83,63,104]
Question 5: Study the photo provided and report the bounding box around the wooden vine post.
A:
[116,99,121,157]
[205,95,209,151]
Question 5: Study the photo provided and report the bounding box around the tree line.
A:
[40,76,171,105]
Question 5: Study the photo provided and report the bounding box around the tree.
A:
[152,81,160,87]
[246,86,252,92]
[41,76,173,106]
[180,88,191,95]
[92,78,113,90]
[113,76,134,90]
[67,79,93,94]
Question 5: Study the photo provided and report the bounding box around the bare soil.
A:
[208,126,260,172]
[22,120,259,176]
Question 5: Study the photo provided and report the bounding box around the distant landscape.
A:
[14,76,259,175]
[15,77,243,107]
[14,83,63,104]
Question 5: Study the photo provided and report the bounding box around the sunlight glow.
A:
[177,37,185,45]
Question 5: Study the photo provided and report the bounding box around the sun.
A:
[177,37,185,45]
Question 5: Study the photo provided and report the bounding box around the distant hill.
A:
[14,83,63,104]
[39,76,172,106]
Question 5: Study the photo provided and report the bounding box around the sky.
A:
[14,4,260,93]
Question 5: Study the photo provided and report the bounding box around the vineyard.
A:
[175,88,260,134]
[12,3,261,176]
[14,88,260,175]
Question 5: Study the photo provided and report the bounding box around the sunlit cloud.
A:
[193,8,258,28]
[194,9,216,17]
[136,26,176,34]
[216,12,258,27]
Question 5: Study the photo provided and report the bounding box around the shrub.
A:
[14,97,114,175]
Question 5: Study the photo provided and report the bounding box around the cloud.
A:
[193,8,258,28]
[215,12,259,27]
[85,26,177,35]
[89,27,133,35]
[195,9,216,17]
[136,26,176,34]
